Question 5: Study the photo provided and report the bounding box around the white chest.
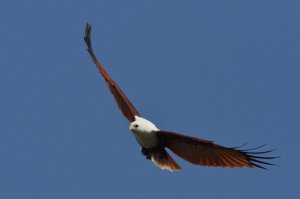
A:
[134,131,158,148]
[129,116,160,148]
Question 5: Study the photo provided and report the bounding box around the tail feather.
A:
[150,147,181,172]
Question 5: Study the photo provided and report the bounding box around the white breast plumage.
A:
[129,116,159,148]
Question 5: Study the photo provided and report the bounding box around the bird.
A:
[84,23,277,172]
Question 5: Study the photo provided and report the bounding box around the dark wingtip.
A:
[232,144,279,170]
[85,23,91,36]
[84,23,98,62]
[242,143,268,151]
[231,142,248,149]
[84,23,92,46]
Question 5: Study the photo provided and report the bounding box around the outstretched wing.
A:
[84,23,140,122]
[157,130,277,169]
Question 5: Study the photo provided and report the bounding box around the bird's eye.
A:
[134,124,139,128]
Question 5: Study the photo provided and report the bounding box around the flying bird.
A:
[84,23,277,172]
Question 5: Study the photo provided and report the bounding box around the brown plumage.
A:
[84,23,278,172]
[157,131,276,170]
[150,146,181,171]
[84,24,139,122]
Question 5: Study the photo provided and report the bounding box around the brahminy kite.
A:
[84,23,277,172]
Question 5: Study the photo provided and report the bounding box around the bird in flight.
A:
[84,23,277,172]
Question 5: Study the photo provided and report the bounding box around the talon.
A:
[141,148,152,159]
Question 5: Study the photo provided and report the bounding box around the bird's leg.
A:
[141,147,152,160]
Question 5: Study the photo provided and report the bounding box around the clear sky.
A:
[0,0,299,198]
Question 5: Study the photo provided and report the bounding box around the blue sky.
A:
[0,0,299,198]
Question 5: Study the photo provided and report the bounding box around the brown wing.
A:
[84,23,139,122]
[157,130,277,169]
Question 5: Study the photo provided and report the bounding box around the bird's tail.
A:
[150,147,181,172]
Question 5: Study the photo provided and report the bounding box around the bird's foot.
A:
[141,147,152,160]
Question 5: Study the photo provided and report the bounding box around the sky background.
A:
[0,0,299,198]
